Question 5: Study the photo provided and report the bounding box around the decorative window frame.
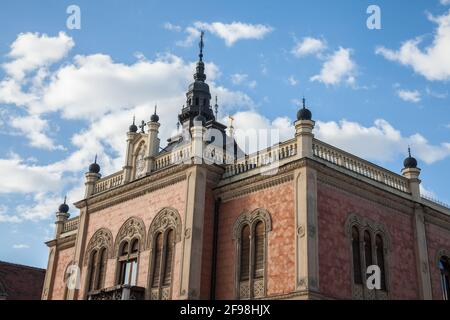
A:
[114,217,146,285]
[344,213,391,300]
[83,228,113,297]
[146,208,182,300]
[232,208,272,300]
[436,248,450,300]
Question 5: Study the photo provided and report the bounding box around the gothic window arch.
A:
[147,208,182,300]
[437,249,450,300]
[345,213,390,300]
[114,217,146,286]
[83,228,113,296]
[233,208,272,299]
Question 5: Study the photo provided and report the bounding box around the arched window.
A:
[352,226,362,284]
[240,225,250,282]
[375,235,386,291]
[364,230,372,272]
[234,209,271,300]
[88,250,98,292]
[148,208,182,300]
[118,239,139,286]
[439,255,450,300]
[84,228,113,298]
[254,222,265,280]
[345,214,390,300]
[163,229,175,286]
[151,232,163,288]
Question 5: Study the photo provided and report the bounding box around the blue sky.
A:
[0,0,449,268]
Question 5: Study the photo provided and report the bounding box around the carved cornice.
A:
[46,234,77,250]
[76,165,190,213]
[215,159,308,202]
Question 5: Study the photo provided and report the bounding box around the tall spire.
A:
[194,31,206,82]
[199,30,204,62]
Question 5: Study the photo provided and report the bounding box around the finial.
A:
[302,96,306,109]
[228,115,235,137]
[63,195,67,204]
[176,122,180,131]
[408,146,411,157]
[132,115,135,125]
[199,31,205,62]
[94,154,97,164]
[154,104,157,115]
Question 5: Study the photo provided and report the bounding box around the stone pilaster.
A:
[179,166,207,299]
[84,172,101,198]
[41,245,57,300]
[413,204,433,299]
[145,121,160,174]
[66,207,89,300]
[190,123,206,164]
[294,119,315,158]
[123,132,137,183]
[55,211,70,237]
[402,167,421,200]
[294,164,319,294]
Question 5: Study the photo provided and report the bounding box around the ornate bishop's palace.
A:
[42,34,450,300]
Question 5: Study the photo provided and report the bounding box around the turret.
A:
[85,155,101,197]
[145,105,161,173]
[401,147,421,200]
[55,196,70,237]
[294,98,315,158]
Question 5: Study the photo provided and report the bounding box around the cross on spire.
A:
[139,120,147,133]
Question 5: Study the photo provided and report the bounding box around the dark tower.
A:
[178,32,226,133]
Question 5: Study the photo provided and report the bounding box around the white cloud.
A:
[288,75,298,86]
[426,87,448,99]
[376,11,450,81]
[311,47,356,86]
[176,27,201,47]
[291,37,326,57]
[10,115,64,150]
[193,21,273,46]
[0,205,21,223]
[230,73,256,88]
[3,32,74,80]
[0,153,63,194]
[163,22,182,32]
[441,0,450,5]
[397,89,421,103]
[314,119,450,164]
[12,244,30,249]
[225,111,294,154]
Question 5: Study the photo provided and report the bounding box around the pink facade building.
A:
[42,35,450,300]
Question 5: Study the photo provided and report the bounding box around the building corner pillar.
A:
[294,164,319,295]
[179,165,207,299]
[413,204,433,299]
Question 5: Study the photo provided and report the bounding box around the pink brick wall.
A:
[425,222,450,300]
[51,247,75,300]
[200,188,215,299]
[317,181,419,299]
[215,181,296,299]
[79,180,187,299]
